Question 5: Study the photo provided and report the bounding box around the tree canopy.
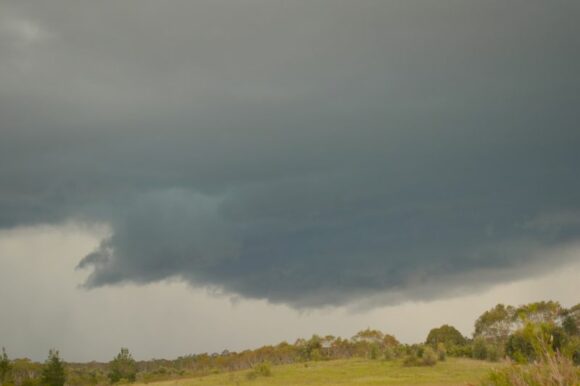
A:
[474,304,516,342]
[425,325,466,347]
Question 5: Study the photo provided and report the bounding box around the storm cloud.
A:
[1,0,579,307]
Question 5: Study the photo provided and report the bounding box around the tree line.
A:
[0,300,578,386]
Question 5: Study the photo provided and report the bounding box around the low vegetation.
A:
[138,358,500,386]
[0,300,577,386]
[483,343,578,386]
[244,361,272,380]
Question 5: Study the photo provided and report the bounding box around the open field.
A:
[137,358,503,386]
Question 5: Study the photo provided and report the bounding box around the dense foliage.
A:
[483,333,579,385]
[426,325,466,348]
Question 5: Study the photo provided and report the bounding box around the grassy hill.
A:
[136,358,502,386]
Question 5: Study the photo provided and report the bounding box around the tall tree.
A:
[0,347,11,386]
[474,304,516,343]
[108,348,137,383]
[41,349,65,386]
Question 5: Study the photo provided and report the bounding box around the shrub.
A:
[562,336,580,366]
[421,347,438,366]
[415,345,425,358]
[505,332,529,362]
[245,362,272,380]
[562,315,578,336]
[383,346,395,361]
[436,343,447,361]
[472,338,488,360]
[486,344,500,362]
[505,322,566,363]
[449,343,473,358]
[483,331,579,386]
[402,355,421,367]
[369,344,380,360]
[482,350,578,386]
[310,349,322,361]
[402,346,437,367]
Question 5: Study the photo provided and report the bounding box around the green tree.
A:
[514,301,562,324]
[108,348,137,383]
[562,315,578,336]
[472,337,489,360]
[41,350,65,386]
[474,304,515,343]
[10,358,41,386]
[562,303,579,336]
[505,322,567,363]
[425,325,466,348]
[0,347,12,386]
[564,336,580,365]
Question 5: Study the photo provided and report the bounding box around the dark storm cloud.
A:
[1,0,579,306]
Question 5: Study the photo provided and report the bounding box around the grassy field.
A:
[137,358,502,386]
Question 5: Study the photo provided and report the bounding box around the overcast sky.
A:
[1,0,579,361]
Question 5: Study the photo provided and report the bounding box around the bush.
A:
[383,346,395,361]
[562,315,578,336]
[471,338,502,361]
[436,343,446,361]
[562,336,580,366]
[472,338,488,360]
[482,350,578,386]
[310,348,322,361]
[402,355,421,367]
[486,344,500,362]
[505,322,566,363]
[402,346,437,367]
[483,330,579,386]
[422,347,438,366]
[369,344,380,360]
[245,362,272,380]
[448,343,472,358]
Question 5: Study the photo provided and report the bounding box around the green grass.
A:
[137,358,503,386]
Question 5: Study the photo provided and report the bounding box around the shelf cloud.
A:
[1,0,579,307]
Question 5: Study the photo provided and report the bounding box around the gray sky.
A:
[0,0,579,360]
[0,224,578,362]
